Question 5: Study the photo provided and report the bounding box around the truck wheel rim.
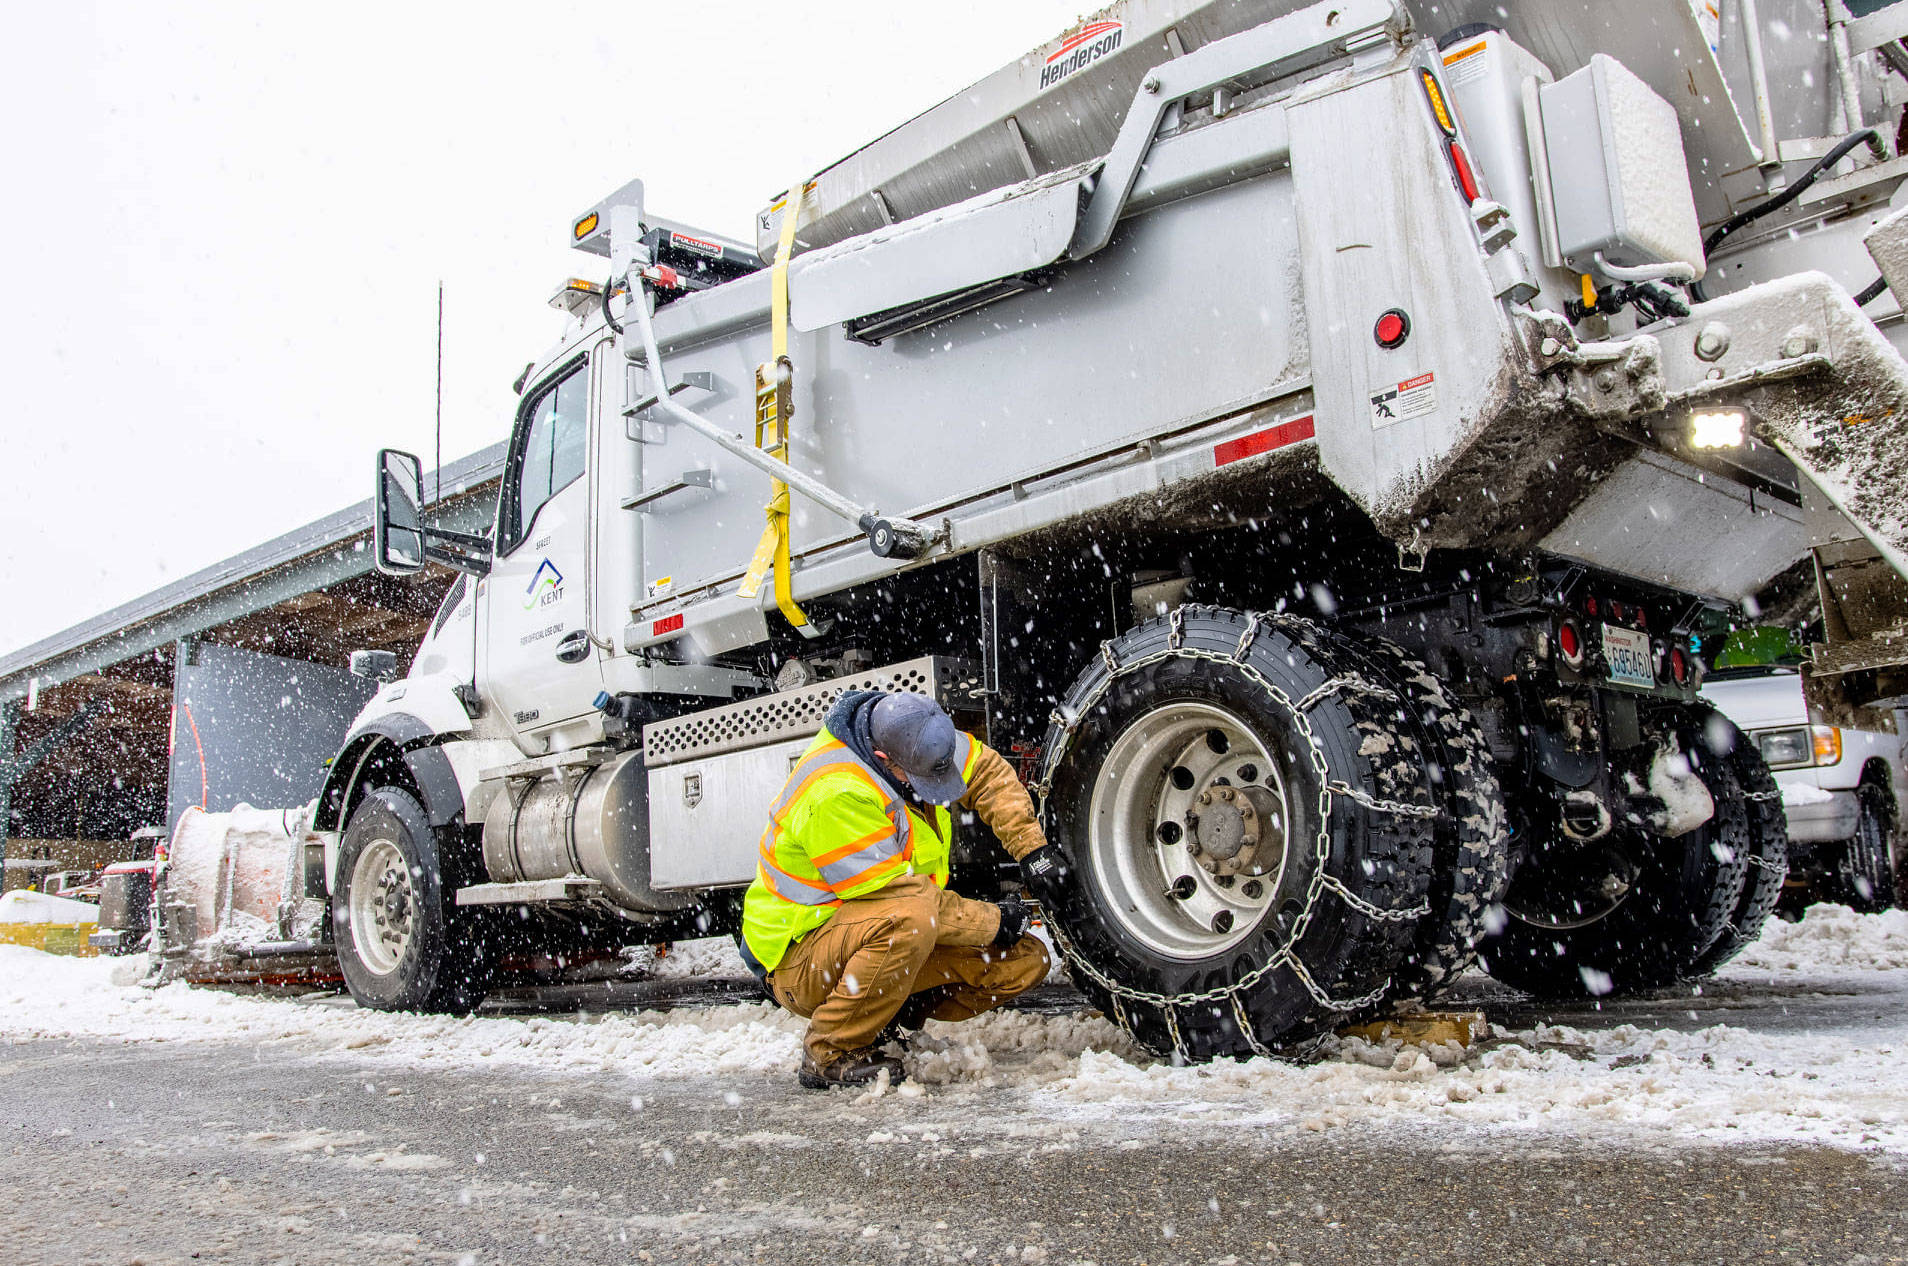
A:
[350,838,415,976]
[1086,701,1286,960]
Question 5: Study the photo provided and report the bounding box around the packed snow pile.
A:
[0,890,99,924]
[2,905,1906,1152]
[1728,901,1908,973]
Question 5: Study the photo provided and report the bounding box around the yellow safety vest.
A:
[741,724,981,972]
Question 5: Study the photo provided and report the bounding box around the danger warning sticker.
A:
[1370,372,1437,429]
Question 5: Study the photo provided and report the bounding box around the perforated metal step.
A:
[642,655,984,769]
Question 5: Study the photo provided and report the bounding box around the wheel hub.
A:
[1188,784,1284,876]
[1086,701,1295,960]
[349,837,416,977]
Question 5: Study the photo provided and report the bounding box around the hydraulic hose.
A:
[600,276,624,336]
[1690,128,1880,301]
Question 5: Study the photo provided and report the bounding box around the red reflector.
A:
[1448,140,1481,203]
[1611,601,1625,622]
[1214,415,1315,466]
[1670,647,1690,685]
[1635,608,1648,629]
[1558,621,1581,663]
[1374,309,1410,349]
[651,613,685,637]
[1584,596,1598,617]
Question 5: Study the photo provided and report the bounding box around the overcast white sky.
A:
[0,0,1089,657]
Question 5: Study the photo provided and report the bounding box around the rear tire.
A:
[1480,709,1750,1000]
[334,787,493,1013]
[1341,637,1510,1002]
[1037,609,1435,1059]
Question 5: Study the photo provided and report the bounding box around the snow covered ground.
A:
[2,904,1905,1155]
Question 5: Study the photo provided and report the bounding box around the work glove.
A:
[992,894,1033,949]
[1019,843,1074,913]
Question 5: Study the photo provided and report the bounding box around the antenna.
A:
[434,280,445,507]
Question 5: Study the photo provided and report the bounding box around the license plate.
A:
[1602,624,1654,688]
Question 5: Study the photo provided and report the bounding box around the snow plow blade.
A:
[153,806,338,985]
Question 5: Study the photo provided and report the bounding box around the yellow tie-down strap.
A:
[739,180,817,635]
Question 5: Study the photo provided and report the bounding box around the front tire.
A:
[334,787,492,1013]
[1833,782,1897,913]
[1037,609,1436,1059]
[1689,714,1788,974]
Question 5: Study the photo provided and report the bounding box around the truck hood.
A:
[1700,670,1806,732]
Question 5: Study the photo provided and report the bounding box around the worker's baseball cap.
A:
[869,692,967,805]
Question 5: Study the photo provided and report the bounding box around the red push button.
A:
[1374,309,1410,349]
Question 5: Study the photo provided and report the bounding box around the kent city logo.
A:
[523,558,565,611]
[1040,20,1122,90]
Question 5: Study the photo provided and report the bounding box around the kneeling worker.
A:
[741,689,1073,1089]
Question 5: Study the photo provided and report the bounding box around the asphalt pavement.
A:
[3,999,1905,1266]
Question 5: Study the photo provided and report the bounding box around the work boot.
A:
[798,1046,905,1091]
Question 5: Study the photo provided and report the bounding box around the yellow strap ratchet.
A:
[738,182,814,634]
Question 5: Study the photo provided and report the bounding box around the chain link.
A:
[1233,611,1264,662]
[1230,991,1274,1059]
[1164,1004,1187,1063]
[1319,874,1431,922]
[1284,951,1395,1014]
[1033,613,1430,1030]
[1327,781,1442,819]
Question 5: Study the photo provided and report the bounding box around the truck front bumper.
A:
[1778,780,1861,843]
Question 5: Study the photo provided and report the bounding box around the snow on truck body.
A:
[267,0,1908,1055]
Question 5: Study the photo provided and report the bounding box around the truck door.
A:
[478,352,604,738]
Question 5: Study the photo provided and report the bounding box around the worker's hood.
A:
[823,689,911,803]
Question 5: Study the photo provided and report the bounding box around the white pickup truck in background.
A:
[1703,667,1905,912]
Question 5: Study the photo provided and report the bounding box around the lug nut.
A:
[1241,880,1265,899]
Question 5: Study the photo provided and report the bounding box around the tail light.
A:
[1668,646,1691,686]
[1420,69,1458,137]
[1558,620,1584,667]
[1419,65,1486,206]
[1446,140,1482,203]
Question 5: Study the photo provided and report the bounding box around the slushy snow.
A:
[2,905,1905,1152]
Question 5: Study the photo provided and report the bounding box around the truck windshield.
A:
[501,360,587,553]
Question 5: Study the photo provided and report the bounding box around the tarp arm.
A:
[1069,0,1406,260]
[623,273,944,563]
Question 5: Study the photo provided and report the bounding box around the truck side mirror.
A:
[349,649,401,682]
[375,450,428,576]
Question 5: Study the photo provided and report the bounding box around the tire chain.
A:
[1031,610,1432,1055]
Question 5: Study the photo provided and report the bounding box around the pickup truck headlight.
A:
[1752,724,1842,769]
[1755,726,1812,769]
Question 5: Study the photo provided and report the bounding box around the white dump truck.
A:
[279,0,1908,1057]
